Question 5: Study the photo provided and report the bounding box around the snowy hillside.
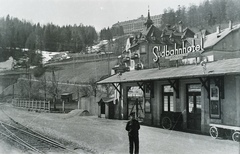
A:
[0,57,14,71]
[40,51,70,64]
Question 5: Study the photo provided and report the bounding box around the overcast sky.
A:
[0,0,204,32]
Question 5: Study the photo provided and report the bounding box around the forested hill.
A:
[0,15,98,62]
[1,0,240,63]
[161,0,240,31]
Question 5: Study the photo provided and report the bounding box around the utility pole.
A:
[12,83,14,99]
[108,52,110,75]
[52,68,57,110]
[44,74,47,101]
[25,58,31,100]
[28,68,31,100]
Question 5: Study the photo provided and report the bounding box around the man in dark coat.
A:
[125,112,140,154]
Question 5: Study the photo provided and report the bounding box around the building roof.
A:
[97,58,240,84]
[61,93,73,96]
[98,97,114,104]
[204,24,240,49]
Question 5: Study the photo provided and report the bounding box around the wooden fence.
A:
[12,99,50,112]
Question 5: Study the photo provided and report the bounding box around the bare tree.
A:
[101,84,114,98]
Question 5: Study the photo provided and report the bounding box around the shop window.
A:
[144,85,151,113]
[163,85,174,112]
[210,85,221,119]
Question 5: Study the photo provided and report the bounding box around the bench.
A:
[209,123,240,142]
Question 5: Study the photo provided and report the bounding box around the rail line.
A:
[0,104,79,153]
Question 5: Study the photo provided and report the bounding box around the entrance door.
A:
[101,102,105,114]
[187,84,201,131]
[127,86,144,120]
[127,98,144,118]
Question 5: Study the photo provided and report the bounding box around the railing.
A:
[12,99,50,112]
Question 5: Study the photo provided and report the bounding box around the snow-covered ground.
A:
[0,39,110,70]
[0,57,14,71]
[40,51,70,64]
[0,51,70,71]
[40,50,60,64]
[0,140,22,154]
[0,104,238,154]
[87,40,109,53]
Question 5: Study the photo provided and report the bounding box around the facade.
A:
[98,13,240,137]
[112,13,161,34]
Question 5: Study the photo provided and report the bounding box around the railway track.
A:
[0,104,79,154]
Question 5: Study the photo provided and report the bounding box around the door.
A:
[187,84,201,131]
[127,86,144,119]
[127,97,144,118]
[108,102,115,119]
[101,102,105,114]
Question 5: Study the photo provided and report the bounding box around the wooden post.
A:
[78,99,80,109]
[236,76,240,126]
[62,100,65,113]
[48,101,50,112]
[36,101,38,110]
[12,84,14,99]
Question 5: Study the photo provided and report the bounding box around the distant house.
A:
[112,14,162,34]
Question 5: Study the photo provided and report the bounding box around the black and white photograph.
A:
[0,0,240,153]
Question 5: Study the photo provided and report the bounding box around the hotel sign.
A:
[152,39,204,62]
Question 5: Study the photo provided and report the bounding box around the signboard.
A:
[210,84,221,119]
[152,38,204,63]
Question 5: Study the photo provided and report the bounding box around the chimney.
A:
[216,26,220,34]
[202,32,205,39]
[229,20,232,30]
[178,21,183,33]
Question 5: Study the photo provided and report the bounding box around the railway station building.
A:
[97,13,240,137]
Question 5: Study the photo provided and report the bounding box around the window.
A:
[145,100,151,113]
[130,60,135,70]
[141,46,146,53]
[163,85,174,112]
[144,83,152,113]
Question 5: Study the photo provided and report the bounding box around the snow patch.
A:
[63,109,90,119]
[41,51,70,64]
[0,57,14,71]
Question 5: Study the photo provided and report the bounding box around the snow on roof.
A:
[61,93,73,96]
[204,24,240,49]
[98,97,114,103]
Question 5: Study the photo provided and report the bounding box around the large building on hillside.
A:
[112,13,161,34]
[98,10,240,141]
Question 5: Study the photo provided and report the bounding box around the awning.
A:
[97,58,240,84]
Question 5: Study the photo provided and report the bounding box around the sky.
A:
[0,0,204,32]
